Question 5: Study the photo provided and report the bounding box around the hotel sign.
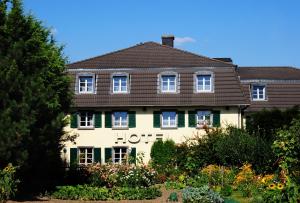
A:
[115,133,163,144]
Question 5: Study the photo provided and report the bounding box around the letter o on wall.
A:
[128,134,140,144]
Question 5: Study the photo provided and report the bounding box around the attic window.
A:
[194,71,214,93]
[78,74,95,94]
[158,72,179,94]
[252,84,266,101]
[111,73,130,94]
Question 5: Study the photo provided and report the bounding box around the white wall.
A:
[62,107,240,164]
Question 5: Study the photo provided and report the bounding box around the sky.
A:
[23,0,300,67]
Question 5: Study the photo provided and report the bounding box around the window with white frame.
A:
[161,75,176,93]
[196,74,212,92]
[162,111,177,128]
[79,148,93,165]
[252,85,266,101]
[113,147,128,164]
[196,110,212,127]
[113,75,128,93]
[79,112,94,128]
[113,111,128,128]
[79,76,94,93]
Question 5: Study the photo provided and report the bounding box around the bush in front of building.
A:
[87,163,157,188]
[150,139,177,177]
[175,126,275,174]
[51,185,162,200]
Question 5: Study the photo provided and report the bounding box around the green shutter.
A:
[128,111,136,128]
[70,113,78,128]
[188,111,196,127]
[153,111,161,128]
[94,148,101,163]
[105,112,112,128]
[105,148,112,163]
[95,112,102,128]
[129,147,137,164]
[70,148,78,166]
[212,110,221,127]
[178,111,185,128]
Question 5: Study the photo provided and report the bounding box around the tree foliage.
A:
[246,106,300,141]
[0,0,72,192]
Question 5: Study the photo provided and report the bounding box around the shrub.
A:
[200,165,236,187]
[246,106,299,142]
[233,164,258,198]
[87,163,157,188]
[168,192,178,202]
[214,127,274,173]
[0,164,19,202]
[52,185,162,200]
[220,185,232,197]
[182,185,224,203]
[150,139,176,175]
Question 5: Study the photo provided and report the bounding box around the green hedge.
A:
[52,185,162,200]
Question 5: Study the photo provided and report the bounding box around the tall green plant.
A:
[150,139,176,175]
[0,0,72,193]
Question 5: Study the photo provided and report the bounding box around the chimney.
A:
[161,35,175,47]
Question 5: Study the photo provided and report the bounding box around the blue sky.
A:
[23,0,300,67]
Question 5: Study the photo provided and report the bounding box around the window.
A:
[162,111,177,128]
[196,110,212,127]
[113,147,128,164]
[252,85,266,101]
[113,75,128,93]
[113,112,128,128]
[79,148,93,165]
[79,112,94,128]
[196,75,212,92]
[161,75,176,92]
[79,76,94,93]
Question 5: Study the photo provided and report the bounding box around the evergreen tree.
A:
[0,0,72,192]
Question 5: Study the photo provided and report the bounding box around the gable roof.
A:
[68,42,235,69]
[238,66,300,112]
[238,66,300,80]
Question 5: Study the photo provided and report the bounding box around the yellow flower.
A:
[268,184,276,190]
[277,183,284,190]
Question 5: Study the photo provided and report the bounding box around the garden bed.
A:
[8,187,182,203]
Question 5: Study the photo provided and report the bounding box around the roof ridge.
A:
[68,41,235,67]
[148,41,235,67]
[68,42,150,66]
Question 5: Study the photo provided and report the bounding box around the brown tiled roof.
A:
[69,67,248,107]
[67,42,249,107]
[68,42,235,69]
[238,66,300,80]
[238,67,300,112]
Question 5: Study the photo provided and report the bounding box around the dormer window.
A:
[161,75,176,93]
[79,76,94,93]
[252,85,266,101]
[197,75,211,92]
[112,73,129,93]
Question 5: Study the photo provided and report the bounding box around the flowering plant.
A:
[0,164,19,202]
[87,163,157,188]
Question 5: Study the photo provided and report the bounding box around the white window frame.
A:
[196,74,212,92]
[161,111,177,128]
[78,147,94,165]
[113,147,128,164]
[196,110,212,128]
[161,75,177,93]
[113,75,128,93]
[252,85,266,101]
[113,111,128,128]
[78,76,94,94]
[79,112,94,128]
